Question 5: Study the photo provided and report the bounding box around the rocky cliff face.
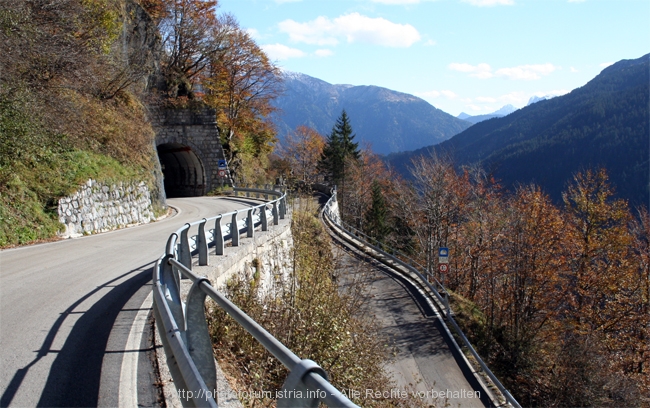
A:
[120,0,162,93]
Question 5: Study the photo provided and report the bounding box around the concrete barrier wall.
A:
[192,213,293,293]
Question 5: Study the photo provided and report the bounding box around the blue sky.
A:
[217,0,649,116]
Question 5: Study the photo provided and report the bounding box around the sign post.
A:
[438,247,449,285]
[217,159,228,187]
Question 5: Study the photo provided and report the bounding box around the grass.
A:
[0,85,156,248]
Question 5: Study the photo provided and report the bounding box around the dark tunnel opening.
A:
[157,143,206,197]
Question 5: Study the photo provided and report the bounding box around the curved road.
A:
[323,204,491,408]
[0,197,257,407]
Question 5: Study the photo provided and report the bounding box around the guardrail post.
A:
[247,209,254,238]
[444,292,451,318]
[162,240,184,328]
[231,211,239,246]
[214,216,224,255]
[280,196,286,219]
[185,279,218,393]
[272,202,279,225]
[180,225,192,271]
[278,359,328,408]
[261,205,268,231]
[198,219,209,266]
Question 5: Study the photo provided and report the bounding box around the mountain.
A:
[270,72,472,155]
[386,54,650,206]
[527,95,555,106]
[456,104,517,124]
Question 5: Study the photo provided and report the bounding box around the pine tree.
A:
[364,180,391,243]
[318,110,360,184]
[335,110,360,161]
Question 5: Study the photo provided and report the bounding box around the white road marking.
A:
[119,291,153,408]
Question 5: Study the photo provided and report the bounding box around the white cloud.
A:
[417,90,457,99]
[278,13,420,48]
[279,17,339,46]
[570,66,579,73]
[461,0,514,6]
[498,91,529,104]
[370,0,421,4]
[424,39,437,46]
[440,90,457,98]
[261,43,306,60]
[600,61,614,68]
[449,62,558,80]
[542,89,570,97]
[475,96,497,103]
[448,62,493,78]
[246,28,261,40]
[314,49,334,57]
[495,63,558,80]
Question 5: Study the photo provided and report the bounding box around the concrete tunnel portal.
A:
[157,143,206,197]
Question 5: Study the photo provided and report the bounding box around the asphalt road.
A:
[0,196,258,407]
[330,236,491,408]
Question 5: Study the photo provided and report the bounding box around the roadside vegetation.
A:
[207,201,432,407]
[0,0,158,247]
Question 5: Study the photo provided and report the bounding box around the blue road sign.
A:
[218,159,227,169]
[439,247,449,257]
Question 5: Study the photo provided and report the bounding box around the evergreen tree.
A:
[364,180,391,243]
[318,110,360,184]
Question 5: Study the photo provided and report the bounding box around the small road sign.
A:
[438,263,449,273]
[218,170,226,178]
[439,247,449,264]
[218,159,227,169]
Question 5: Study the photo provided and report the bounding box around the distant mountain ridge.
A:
[386,54,650,206]
[270,72,472,155]
[457,104,517,124]
[527,95,556,106]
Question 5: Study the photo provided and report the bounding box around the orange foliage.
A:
[345,154,649,405]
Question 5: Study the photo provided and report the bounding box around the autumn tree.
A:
[338,150,388,230]
[203,16,282,181]
[398,154,471,278]
[562,169,634,334]
[553,168,647,404]
[279,125,325,185]
[157,0,223,97]
[628,207,650,393]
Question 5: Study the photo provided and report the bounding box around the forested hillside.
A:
[387,54,649,206]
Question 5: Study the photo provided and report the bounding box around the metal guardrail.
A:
[322,190,522,408]
[152,185,359,407]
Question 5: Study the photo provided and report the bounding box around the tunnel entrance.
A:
[157,143,206,197]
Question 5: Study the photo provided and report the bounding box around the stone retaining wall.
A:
[58,179,154,238]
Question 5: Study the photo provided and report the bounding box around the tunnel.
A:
[157,143,206,197]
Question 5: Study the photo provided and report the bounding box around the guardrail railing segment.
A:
[152,185,359,407]
[322,190,522,408]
